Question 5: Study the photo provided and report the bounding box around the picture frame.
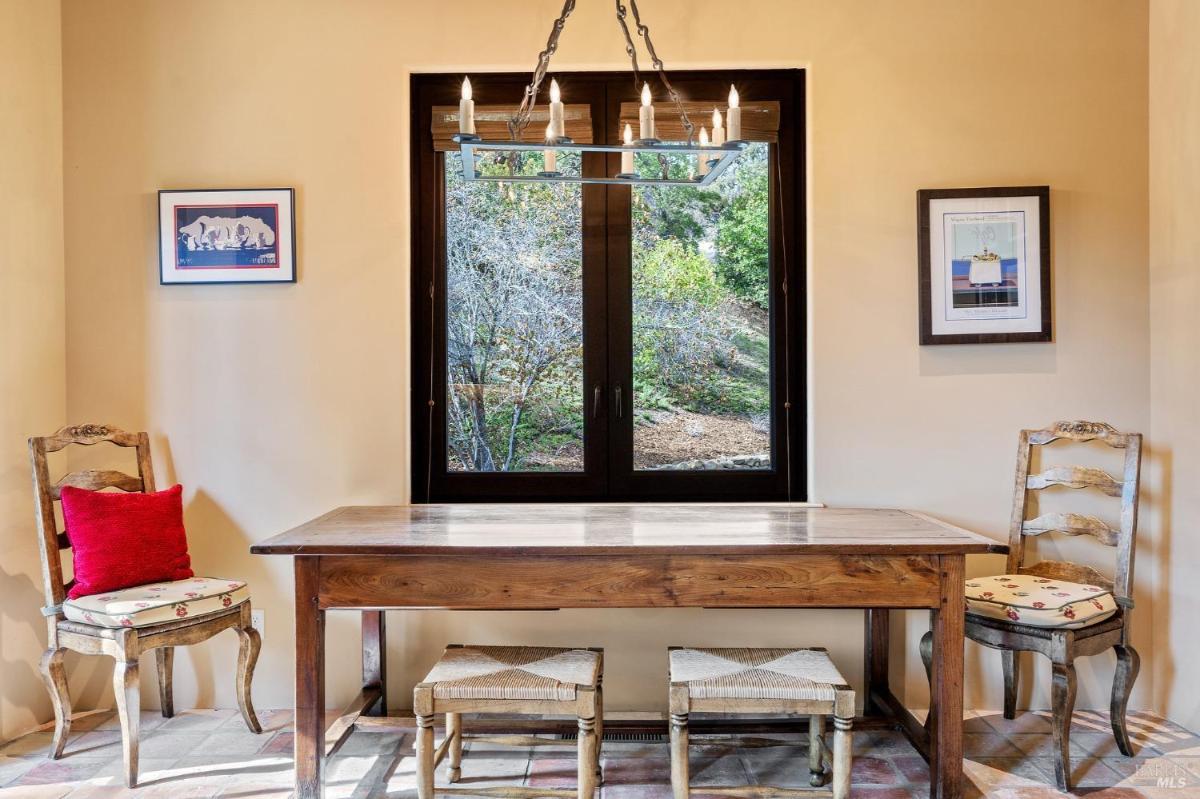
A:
[917,186,1050,345]
[158,188,296,284]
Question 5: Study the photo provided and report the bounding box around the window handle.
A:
[614,384,623,418]
[592,384,602,419]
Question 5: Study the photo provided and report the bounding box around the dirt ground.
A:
[633,409,769,470]
[517,409,768,472]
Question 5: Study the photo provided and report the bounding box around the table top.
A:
[251,504,1003,557]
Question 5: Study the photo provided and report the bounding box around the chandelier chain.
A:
[508,0,695,145]
[627,0,695,144]
[509,0,578,140]
[612,1,643,89]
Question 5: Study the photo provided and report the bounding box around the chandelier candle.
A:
[711,108,725,146]
[544,123,557,173]
[697,127,710,176]
[621,124,635,175]
[459,77,475,135]
[640,83,655,140]
[548,79,565,139]
[726,85,741,141]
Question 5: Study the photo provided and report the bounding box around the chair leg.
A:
[594,680,604,782]
[155,647,175,718]
[832,715,852,799]
[1002,649,1019,720]
[235,613,263,734]
[113,657,140,788]
[446,712,463,783]
[39,647,71,759]
[919,630,933,728]
[416,715,435,799]
[670,712,689,799]
[1050,660,1077,792]
[577,715,598,799]
[1111,644,1141,756]
[808,714,825,786]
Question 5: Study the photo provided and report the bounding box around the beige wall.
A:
[0,0,66,742]
[54,0,1151,718]
[1149,0,1200,733]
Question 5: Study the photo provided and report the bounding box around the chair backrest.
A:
[1006,420,1142,609]
[28,424,156,614]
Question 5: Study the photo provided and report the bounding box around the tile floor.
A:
[0,708,1197,798]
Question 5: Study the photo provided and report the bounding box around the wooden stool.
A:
[414,645,603,799]
[668,647,854,799]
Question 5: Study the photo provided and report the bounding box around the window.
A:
[412,70,805,502]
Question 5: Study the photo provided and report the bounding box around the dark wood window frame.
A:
[411,69,806,503]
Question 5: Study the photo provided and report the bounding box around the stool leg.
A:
[577,715,598,799]
[447,712,463,783]
[808,714,825,786]
[670,712,689,799]
[416,715,435,799]
[594,680,604,782]
[832,715,852,799]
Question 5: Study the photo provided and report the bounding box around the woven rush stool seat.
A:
[668,647,854,799]
[415,645,603,799]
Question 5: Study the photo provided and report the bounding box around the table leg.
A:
[295,556,325,799]
[362,611,387,716]
[929,555,965,799]
[863,608,890,716]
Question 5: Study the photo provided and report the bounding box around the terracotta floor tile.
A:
[963,734,1024,758]
[527,757,578,788]
[1073,732,1161,758]
[9,758,107,786]
[1070,757,1125,788]
[0,756,42,787]
[979,712,1054,735]
[601,785,672,799]
[1006,734,1060,759]
[0,706,1192,798]
[892,754,930,782]
[689,755,750,787]
[600,757,670,786]
[850,756,902,785]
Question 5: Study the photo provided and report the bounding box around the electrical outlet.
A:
[251,610,265,631]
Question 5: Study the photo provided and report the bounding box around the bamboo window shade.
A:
[617,100,780,143]
[432,100,780,150]
[431,104,594,152]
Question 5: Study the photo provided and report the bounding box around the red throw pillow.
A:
[60,484,194,599]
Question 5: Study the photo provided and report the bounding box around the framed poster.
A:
[159,188,296,284]
[917,186,1050,344]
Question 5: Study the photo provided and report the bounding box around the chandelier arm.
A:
[509,0,578,141]
[628,0,694,144]
[613,0,643,91]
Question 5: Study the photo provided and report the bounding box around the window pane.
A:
[631,143,771,471]
[444,152,584,472]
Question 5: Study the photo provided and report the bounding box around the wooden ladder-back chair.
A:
[29,424,262,788]
[921,420,1142,792]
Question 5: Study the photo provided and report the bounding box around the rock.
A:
[645,453,770,471]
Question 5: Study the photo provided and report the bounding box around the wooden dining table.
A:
[251,504,1003,799]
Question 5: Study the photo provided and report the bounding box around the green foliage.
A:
[633,238,722,307]
[715,148,770,308]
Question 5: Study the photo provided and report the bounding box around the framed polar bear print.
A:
[159,188,296,284]
[917,186,1050,345]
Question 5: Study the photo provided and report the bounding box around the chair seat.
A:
[422,645,601,702]
[62,577,250,629]
[965,573,1118,629]
[670,647,847,701]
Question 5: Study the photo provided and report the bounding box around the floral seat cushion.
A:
[62,577,249,629]
[965,574,1118,629]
